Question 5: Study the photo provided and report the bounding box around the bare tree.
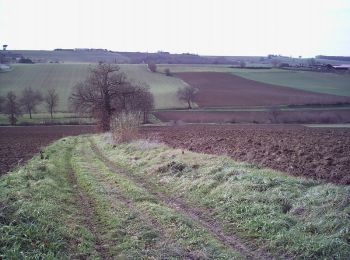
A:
[3,91,21,125]
[177,85,197,109]
[147,62,157,72]
[19,87,43,119]
[45,89,59,119]
[70,63,154,130]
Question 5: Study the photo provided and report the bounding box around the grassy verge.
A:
[93,135,350,259]
[71,138,242,259]
[0,137,97,258]
[1,134,349,258]
[0,113,94,125]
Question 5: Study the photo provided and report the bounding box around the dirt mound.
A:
[142,125,350,184]
[0,125,95,175]
[175,72,350,107]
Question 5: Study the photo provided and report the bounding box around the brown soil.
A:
[175,72,350,107]
[0,125,95,175]
[142,125,350,185]
[154,109,350,124]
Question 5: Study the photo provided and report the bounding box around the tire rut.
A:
[65,146,111,260]
[89,138,273,260]
[78,147,167,241]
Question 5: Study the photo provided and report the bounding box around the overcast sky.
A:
[1,0,349,57]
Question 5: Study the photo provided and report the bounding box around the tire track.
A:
[65,146,111,260]
[89,138,273,260]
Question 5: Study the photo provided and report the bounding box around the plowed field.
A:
[142,125,350,184]
[0,125,95,175]
[176,72,350,107]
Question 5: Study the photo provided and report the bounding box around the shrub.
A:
[110,111,141,143]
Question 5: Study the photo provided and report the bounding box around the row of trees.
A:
[0,88,59,125]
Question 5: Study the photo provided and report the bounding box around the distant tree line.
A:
[0,88,59,125]
[315,56,350,62]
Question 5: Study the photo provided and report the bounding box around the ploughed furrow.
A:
[89,138,272,260]
[73,138,243,259]
[65,146,111,259]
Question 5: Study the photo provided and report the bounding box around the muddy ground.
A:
[0,125,95,175]
[142,124,350,184]
[175,72,350,107]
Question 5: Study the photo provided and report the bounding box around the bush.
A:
[110,111,141,143]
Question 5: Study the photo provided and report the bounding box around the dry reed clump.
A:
[110,111,141,143]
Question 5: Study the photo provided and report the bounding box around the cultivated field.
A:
[0,133,349,259]
[175,72,350,107]
[0,125,95,175]
[142,125,350,184]
[159,65,350,97]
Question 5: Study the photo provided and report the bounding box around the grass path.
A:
[1,135,349,258]
[89,137,269,259]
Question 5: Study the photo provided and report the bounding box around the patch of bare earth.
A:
[142,125,350,184]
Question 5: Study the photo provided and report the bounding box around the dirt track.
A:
[142,125,350,184]
[0,125,95,175]
[176,72,350,107]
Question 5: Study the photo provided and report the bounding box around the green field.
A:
[1,134,349,258]
[0,64,187,111]
[233,69,350,97]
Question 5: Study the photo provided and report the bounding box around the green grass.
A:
[0,137,98,258]
[1,134,349,258]
[0,63,187,111]
[232,69,350,97]
[94,135,350,259]
[0,112,94,125]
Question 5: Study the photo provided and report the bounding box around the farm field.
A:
[0,125,95,175]
[175,72,350,107]
[159,65,350,97]
[0,133,349,259]
[0,63,187,110]
[142,124,350,184]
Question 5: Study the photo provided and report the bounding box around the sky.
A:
[1,0,349,57]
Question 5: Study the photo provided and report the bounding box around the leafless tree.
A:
[19,87,43,119]
[177,85,198,109]
[147,62,157,72]
[70,63,154,130]
[45,89,59,119]
[3,91,21,125]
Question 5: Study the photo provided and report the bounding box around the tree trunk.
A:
[29,110,32,119]
[188,100,192,109]
[50,107,53,119]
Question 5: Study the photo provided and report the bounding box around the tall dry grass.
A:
[110,111,141,143]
